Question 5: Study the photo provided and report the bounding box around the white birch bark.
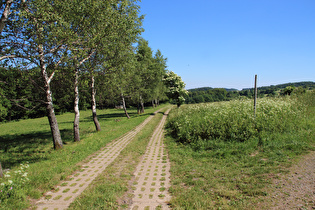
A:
[91,75,101,131]
[73,67,80,142]
[39,45,63,149]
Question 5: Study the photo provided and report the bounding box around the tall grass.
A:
[166,92,314,209]
[167,95,309,148]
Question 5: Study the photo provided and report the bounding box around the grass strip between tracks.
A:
[68,107,170,209]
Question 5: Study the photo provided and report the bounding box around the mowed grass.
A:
[166,92,314,209]
[0,104,168,209]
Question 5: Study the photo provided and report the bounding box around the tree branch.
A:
[47,70,55,84]
[77,49,96,67]
[0,54,16,61]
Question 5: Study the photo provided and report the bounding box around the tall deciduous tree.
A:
[69,0,143,135]
[1,0,83,149]
[113,49,138,118]
[150,49,168,107]
[163,71,188,107]
[135,38,153,114]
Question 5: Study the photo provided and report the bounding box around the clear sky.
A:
[138,0,315,90]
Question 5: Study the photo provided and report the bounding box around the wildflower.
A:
[4,174,10,178]
[8,180,13,184]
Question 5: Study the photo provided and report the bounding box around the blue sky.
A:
[138,0,315,90]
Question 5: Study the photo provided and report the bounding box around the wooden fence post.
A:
[254,75,257,117]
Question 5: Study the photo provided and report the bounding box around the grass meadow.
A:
[0,104,168,209]
[0,91,314,209]
[166,92,314,209]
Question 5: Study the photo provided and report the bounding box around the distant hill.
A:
[188,81,315,92]
[188,87,238,92]
[185,81,314,104]
[242,81,315,91]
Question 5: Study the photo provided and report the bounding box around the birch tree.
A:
[150,49,168,107]
[0,0,82,149]
[135,38,153,114]
[68,0,142,137]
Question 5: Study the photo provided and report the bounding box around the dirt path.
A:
[129,109,172,210]
[36,109,162,210]
[257,151,315,210]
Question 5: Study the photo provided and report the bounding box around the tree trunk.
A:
[0,161,3,178]
[121,91,130,119]
[152,100,155,108]
[40,46,63,149]
[140,95,144,114]
[91,75,101,131]
[155,98,158,107]
[43,77,63,149]
[73,68,80,142]
[0,0,13,34]
[137,102,141,114]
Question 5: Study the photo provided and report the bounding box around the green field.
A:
[166,92,314,209]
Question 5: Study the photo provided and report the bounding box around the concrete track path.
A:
[36,109,167,210]
[130,108,172,210]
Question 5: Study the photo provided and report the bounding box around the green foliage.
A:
[163,71,188,107]
[0,67,46,122]
[167,97,307,147]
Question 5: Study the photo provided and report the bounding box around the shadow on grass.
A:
[0,129,73,169]
[81,110,153,122]
[0,108,159,169]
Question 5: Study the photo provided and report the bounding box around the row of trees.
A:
[0,0,144,149]
[0,0,187,153]
[0,43,169,120]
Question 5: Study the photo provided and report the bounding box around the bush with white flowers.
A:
[0,163,29,204]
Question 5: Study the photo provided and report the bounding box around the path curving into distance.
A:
[130,108,172,210]
[36,109,163,210]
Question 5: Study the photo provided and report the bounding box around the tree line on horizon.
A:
[0,0,187,150]
[185,81,314,104]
